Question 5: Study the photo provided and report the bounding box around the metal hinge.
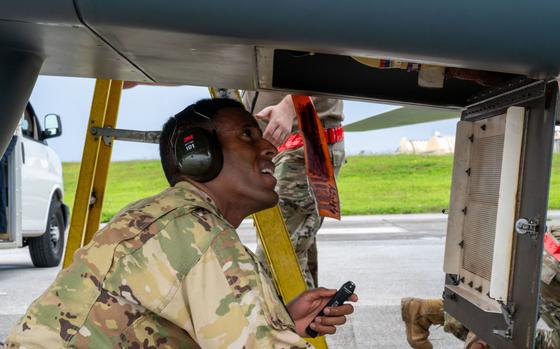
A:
[515,218,540,240]
[493,302,515,340]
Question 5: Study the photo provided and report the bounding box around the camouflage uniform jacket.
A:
[5,181,312,349]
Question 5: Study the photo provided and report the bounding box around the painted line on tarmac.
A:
[318,227,407,235]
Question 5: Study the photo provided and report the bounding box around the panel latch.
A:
[515,218,540,240]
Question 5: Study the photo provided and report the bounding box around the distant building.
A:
[399,129,560,155]
[554,130,560,153]
[398,131,455,155]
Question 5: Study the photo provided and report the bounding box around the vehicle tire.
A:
[28,198,65,267]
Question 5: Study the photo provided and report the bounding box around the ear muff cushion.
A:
[174,127,223,182]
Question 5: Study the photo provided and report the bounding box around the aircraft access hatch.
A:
[442,80,557,349]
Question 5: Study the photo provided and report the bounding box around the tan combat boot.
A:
[401,297,445,349]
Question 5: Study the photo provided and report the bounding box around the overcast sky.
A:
[29,76,458,162]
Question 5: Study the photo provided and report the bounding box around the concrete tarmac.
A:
[2,212,558,347]
[238,214,463,348]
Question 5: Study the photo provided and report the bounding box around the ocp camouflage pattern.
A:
[4,181,311,349]
[443,313,469,342]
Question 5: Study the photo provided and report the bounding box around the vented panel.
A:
[462,204,498,280]
[468,136,504,205]
[445,108,525,308]
[462,135,504,280]
[463,134,504,281]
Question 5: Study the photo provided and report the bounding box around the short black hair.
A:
[159,98,245,185]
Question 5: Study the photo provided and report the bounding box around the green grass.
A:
[337,155,454,215]
[63,154,560,221]
[63,161,169,222]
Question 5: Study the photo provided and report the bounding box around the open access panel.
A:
[443,81,558,349]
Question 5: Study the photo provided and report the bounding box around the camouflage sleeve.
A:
[170,227,312,349]
[309,96,344,123]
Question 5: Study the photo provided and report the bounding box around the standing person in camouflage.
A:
[4,98,357,349]
[242,92,345,289]
[536,226,560,349]
[401,227,560,349]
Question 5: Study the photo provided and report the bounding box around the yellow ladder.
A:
[63,79,123,267]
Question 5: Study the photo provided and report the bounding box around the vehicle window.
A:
[21,118,30,136]
[21,108,39,141]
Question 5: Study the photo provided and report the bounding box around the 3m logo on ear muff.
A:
[182,134,196,152]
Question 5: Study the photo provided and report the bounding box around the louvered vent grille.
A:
[462,135,504,281]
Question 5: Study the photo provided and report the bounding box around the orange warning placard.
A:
[291,95,341,220]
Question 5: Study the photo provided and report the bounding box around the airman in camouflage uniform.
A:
[4,98,356,348]
[401,226,560,349]
[5,183,311,348]
[271,142,345,289]
[243,92,345,288]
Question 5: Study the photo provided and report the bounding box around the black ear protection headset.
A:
[170,105,223,182]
